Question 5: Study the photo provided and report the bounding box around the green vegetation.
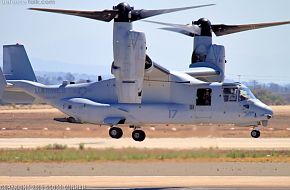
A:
[44,143,68,150]
[0,148,289,162]
[79,143,85,150]
[252,89,286,105]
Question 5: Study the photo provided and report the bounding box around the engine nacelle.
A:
[112,54,153,76]
[205,44,225,75]
[190,36,225,82]
[112,22,146,103]
[144,54,154,73]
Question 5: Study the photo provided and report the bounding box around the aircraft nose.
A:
[254,101,273,119]
[264,106,273,119]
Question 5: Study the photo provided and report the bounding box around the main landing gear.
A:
[108,126,146,141]
[251,126,260,138]
[132,130,146,142]
[109,127,123,139]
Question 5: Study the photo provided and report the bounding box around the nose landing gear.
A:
[251,126,260,138]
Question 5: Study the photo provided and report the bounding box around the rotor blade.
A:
[212,20,290,36]
[29,8,118,22]
[131,4,215,21]
[160,27,196,37]
[144,20,201,36]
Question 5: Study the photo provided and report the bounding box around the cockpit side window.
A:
[239,87,256,101]
[223,88,238,102]
[196,88,212,106]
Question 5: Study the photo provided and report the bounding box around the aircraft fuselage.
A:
[9,78,272,127]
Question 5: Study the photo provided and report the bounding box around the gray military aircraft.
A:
[1,2,287,141]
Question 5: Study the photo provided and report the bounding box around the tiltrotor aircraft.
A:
[1,2,289,141]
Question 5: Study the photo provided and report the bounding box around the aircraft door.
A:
[195,88,212,119]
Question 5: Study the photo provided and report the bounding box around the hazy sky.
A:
[1,0,290,84]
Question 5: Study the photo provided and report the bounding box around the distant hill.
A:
[30,57,109,76]
[246,81,290,105]
[35,71,113,85]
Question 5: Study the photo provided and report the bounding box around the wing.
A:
[185,67,220,77]
[184,67,223,82]
[144,62,206,84]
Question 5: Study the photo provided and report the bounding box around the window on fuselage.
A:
[196,88,212,106]
[239,87,256,101]
[223,88,238,102]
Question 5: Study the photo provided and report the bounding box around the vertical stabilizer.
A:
[3,44,37,82]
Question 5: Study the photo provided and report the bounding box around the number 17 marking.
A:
[169,110,177,119]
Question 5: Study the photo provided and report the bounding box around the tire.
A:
[132,130,146,142]
[251,130,260,138]
[109,127,123,139]
[67,117,76,123]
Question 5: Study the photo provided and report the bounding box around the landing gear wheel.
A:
[67,117,76,123]
[251,130,260,138]
[109,127,123,139]
[132,130,146,142]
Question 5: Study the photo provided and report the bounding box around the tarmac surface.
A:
[1,176,290,188]
[1,162,290,176]
[1,162,290,188]
[0,137,290,150]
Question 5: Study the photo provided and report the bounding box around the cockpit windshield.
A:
[239,87,256,101]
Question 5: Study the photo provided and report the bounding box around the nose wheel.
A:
[109,127,123,139]
[251,128,260,138]
[132,130,146,142]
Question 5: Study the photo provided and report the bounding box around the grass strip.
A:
[0,148,290,162]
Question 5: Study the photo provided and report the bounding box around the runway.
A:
[0,137,290,150]
[1,162,290,176]
[1,137,290,188]
[1,176,290,188]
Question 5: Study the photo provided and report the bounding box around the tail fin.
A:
[3,44,37,82]
[0,67,7,98]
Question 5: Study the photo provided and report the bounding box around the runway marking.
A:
[0,176,290,187]
[0,138,290,150]
[150,127,155,131]
[0,108,59,114]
